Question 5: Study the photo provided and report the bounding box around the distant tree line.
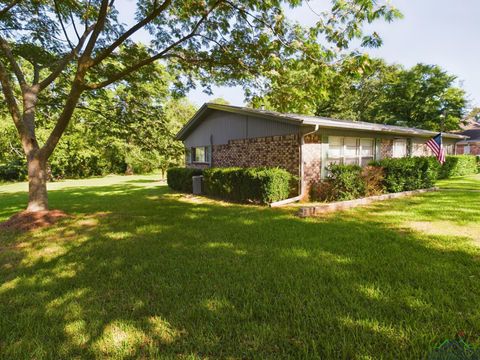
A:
[0,62,196,180]
[251,57,469,132]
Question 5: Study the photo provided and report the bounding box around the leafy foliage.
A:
[203,167,293,204]
[166,167,203,192]
[0,158,26,182]
[372,157,440,193]
[310,164,384,202]
[0,61,196,179]
[325,164,366,201]
[0,0,403,209]
[438,155,479,179]
[255,58,468,131]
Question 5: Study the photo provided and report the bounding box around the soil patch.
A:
[0,210,68,232]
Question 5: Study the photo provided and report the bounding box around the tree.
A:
[0,0,400,211]
[255,56,468,131]
[209,97,230,105]
[0,61,196,180]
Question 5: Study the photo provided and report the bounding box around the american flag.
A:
[426,133,446,164]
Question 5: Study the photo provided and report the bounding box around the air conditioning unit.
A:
[192,175,203,195]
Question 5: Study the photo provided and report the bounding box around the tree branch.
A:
[81,0,112,59]
[70,10,81,41]
[39,81,84,159]
[91,0,172,67]
[0,0,19,18]
[0,35,26,87]
[54,0,74,50]
[85,1,221,90]
[0,60,24,138]
[37,24,95,90]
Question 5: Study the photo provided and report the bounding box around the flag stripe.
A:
[425,133,445,164]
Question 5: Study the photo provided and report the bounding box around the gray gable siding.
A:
[183,110,300,147]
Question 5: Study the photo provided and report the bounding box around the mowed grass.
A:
[0,174,479,359]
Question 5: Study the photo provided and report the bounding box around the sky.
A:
[120,0,480,110]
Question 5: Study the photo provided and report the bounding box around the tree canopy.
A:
[253,57,468,131]
[0,0,401,210]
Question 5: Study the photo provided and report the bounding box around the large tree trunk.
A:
[27,156,48,212]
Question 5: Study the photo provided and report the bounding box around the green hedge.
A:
[166,167,203,192]
[0,159,27,182]
[371,157,440,193]
[438,155,478,179]
[324,164,366,201]
[203,167,293,204]
[310,164,385,202]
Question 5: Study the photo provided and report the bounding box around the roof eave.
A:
[301,119,466,139]
[176,103,468,141]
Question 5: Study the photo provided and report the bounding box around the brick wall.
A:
[457,143,480,155]
[302,133,322,193]
[187,163,210,170]
[411,142,432,157]
[212,134,300,176]
[381,139,394,158]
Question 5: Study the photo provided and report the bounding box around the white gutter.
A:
[300,125,320,198]
[269,125,319,208]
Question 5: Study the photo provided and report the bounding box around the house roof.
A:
[457,117,480,143]
[176,103,468,141]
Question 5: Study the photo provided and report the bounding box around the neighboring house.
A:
[456,117,480,155]
[176,103,466,194]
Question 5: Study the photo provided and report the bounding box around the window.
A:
[194,147,205,162]
[344,137,358,165]
[464,144,471,155]
[393,139,407,158]
[191,146,211,164]
[360,139,374,166]
[445,144,454,155]
[326,136,375,167]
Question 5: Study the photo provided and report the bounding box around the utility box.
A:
[192,175,203,195]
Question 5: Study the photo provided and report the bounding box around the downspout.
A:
[299,125,319,198]
[269,125,319,208]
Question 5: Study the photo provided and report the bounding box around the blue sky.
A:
[120,0,480,110]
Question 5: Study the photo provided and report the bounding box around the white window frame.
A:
[326,136,375,167]
[191,146,212,164]
[393,139,407,158]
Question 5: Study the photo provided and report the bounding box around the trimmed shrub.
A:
[0,159,27,182]
[372,157,439,193]
[203,167,293,204]
[309,164,385,202]
[326,164,366,201]
[438,155,478,179]
[166,167,203,192]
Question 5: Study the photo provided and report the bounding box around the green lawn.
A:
[1,174,479,359]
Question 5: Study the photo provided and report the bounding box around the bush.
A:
[0,159,27,182]
[371,157,439,193]
[326,164,366,201]
[362,165,385,196]
[166,167,203,192]
[438,155,478,179]
[309,164,384,202]
[203,167,293,204]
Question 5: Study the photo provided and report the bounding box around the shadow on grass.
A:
[124,178,165,184]
[0,184,479,359]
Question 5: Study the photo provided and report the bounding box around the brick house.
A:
[456,117,480,156]
[176,103,466,195]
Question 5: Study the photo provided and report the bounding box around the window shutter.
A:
[407,139,412,157]
[374,138,382,161]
